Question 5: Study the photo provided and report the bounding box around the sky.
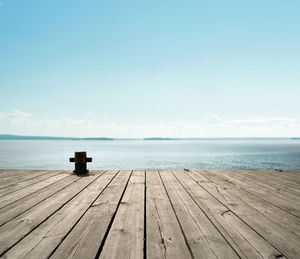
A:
[0,0,299,138]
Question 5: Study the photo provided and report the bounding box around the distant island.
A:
[144,137,183,140]
[0,135,113,141]
[0,135,299,141]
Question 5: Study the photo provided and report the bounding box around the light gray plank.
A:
[146,170,192,259]
[0,174,78,226]
[0,170,53,188]
[50,170,131,259]
[173,170,285,259]
[0,173,70,209]
[210,170,300,217]
[4,170,118,259]
[200,170,300,237]
[160,170,239,259]
[0,172,102,255]
[193,170,300,258]
[99,170,145,259]
[0,171,62,197]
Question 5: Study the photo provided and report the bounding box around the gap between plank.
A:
[143,170,147,259]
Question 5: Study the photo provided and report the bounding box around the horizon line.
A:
[0,134,299,140]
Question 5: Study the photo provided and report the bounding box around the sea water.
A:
[0,139,299,170]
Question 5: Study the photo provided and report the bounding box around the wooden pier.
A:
[0,169,299,258]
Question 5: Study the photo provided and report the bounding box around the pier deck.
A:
[0,169,299,258]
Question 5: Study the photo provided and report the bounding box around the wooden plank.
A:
[227,170,300,202]
[0,170,46,178]
[0,172,70,209]
[240,169,300,184]
[0,169,298,258]
[0,170,53,188]
[210,170,300,218]
[199,170,300,237]
[0,170,62,197]
[98,170,145,259]
[192,170,300,258]
[0,172,103,256]
[50,170,132,259]
[159,170,239,259]
[254,170,300,184]
[173,170,285,259]
[0,174,79,226]
[233,170,300,196]
[146,170,192,259]
[3,170,119,259]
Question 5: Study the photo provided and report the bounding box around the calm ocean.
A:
[0,139,299,170]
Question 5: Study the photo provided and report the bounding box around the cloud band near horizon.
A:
[0,110,299,138]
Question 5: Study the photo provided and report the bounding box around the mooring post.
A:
[69,152,92,174]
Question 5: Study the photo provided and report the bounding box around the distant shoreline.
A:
[0,134,299,141]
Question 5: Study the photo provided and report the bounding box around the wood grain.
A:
[0,170,299,258]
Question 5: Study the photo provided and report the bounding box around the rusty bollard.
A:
[69,152,92,174]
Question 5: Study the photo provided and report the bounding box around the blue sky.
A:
[0,1,299,137]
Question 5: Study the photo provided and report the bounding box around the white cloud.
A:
[0,110,32,127]
[0,110,299,138]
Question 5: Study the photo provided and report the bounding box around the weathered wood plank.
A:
[232,170,300,196]
[50,170,132,259]
[0,172,103,255]
[0,170,62,197]
[256,170,300,183]
[99,170,145,259]
[173,170,285,259]
[226,170,300,204]
[200,170,300,237]
[0,169,298,258]
[192,170,300,258]
[146,170,192,259]
[0,172,70,209]
[0,170,48,178]
[3,170,118,259]
[0,174,78,226]
[0,170,53,188]
[159,170,239,259]
[209,170,300,217]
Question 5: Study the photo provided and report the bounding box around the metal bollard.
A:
[69,152,92,174]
